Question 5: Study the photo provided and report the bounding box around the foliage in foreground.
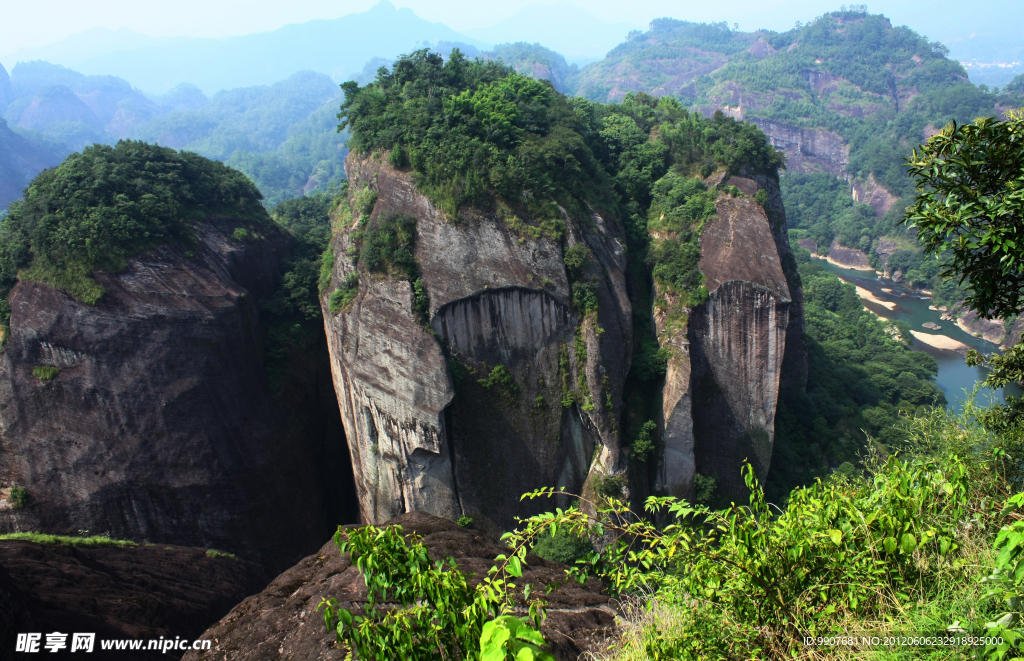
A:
[318,524,553,661]
[320,399,1024,659]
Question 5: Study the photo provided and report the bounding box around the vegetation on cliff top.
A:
[339,50,782,225]
[0,140,268,311]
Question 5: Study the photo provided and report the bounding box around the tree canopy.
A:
[338,49,784,225]
[904,111,1024,320]
[0,140,267,308]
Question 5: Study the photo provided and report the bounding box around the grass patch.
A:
[20,260,105,305]
[205,548,239,560]
[477,364,519,395]
[32,365,60,381]
[0,532,136,548]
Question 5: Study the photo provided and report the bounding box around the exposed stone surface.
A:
[797,238,818,254]
[956,307,1010,346]
[184,512,617,661]
[0,217,356,572]
[852,173,899,217]
[690,195,791,497]
[652,182,798,502]
[826,239,873,271]
[0,539,266,660]
[323,154,631,534]
[750,119,849,179]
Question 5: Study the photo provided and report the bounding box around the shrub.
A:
[317,524,553,660]
[328,273,359,314]
[457,515,474,528]
[477,365,519,395]
[232,227,251,241]
[692,473,717,506]
[32,365,60,381]
[630,420,657,460]
[754,188,769,207]
[532,529,593,565]
[360,212,417,278]
[0,531,136,547]
[8,486,28,509]
[318,246,335,295]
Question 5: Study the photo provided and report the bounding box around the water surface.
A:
[812,258,1018,411]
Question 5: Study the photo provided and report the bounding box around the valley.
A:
[0,3,1022,659]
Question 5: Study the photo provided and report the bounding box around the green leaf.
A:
[901,532,917,554]
[828,529,843,545]
[883,537,898,554]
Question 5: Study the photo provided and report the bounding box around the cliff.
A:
[0,217,355,571]
[322,154,631,534]
[183,512,616,661]
[654,177,796,501]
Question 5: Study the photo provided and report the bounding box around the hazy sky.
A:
[1,0,1017,56]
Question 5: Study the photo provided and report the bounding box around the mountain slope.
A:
[0,118,61,209]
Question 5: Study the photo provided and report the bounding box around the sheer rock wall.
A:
[322,154,631,534]
[0,218,353,572]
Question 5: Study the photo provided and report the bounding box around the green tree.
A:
[904,110,1024,422]
[905,111,1024,318]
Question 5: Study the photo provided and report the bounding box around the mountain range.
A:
[2,2,483,95]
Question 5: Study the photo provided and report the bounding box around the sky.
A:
[2,0,1019,57]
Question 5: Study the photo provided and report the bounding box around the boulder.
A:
[322,154,631,535]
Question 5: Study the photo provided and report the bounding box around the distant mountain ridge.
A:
[463,2,639,61]
[4,1,485,95]
[0,117,61,208]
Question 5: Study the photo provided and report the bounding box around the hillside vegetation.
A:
[0,140,267,310]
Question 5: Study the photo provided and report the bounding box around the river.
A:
[813,258,1020,411]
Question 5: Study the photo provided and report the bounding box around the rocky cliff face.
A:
[0,218,355,571]
[323,155,802,523]
[749,119,849,179]
[654,176,798,501]
[322,154,631,533]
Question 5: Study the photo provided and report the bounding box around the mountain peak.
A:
[366,0,398,14]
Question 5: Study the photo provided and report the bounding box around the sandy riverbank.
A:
[839,277,897,310]
[910,330,970,352]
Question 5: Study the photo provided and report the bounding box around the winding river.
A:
[813,258,1021,411]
